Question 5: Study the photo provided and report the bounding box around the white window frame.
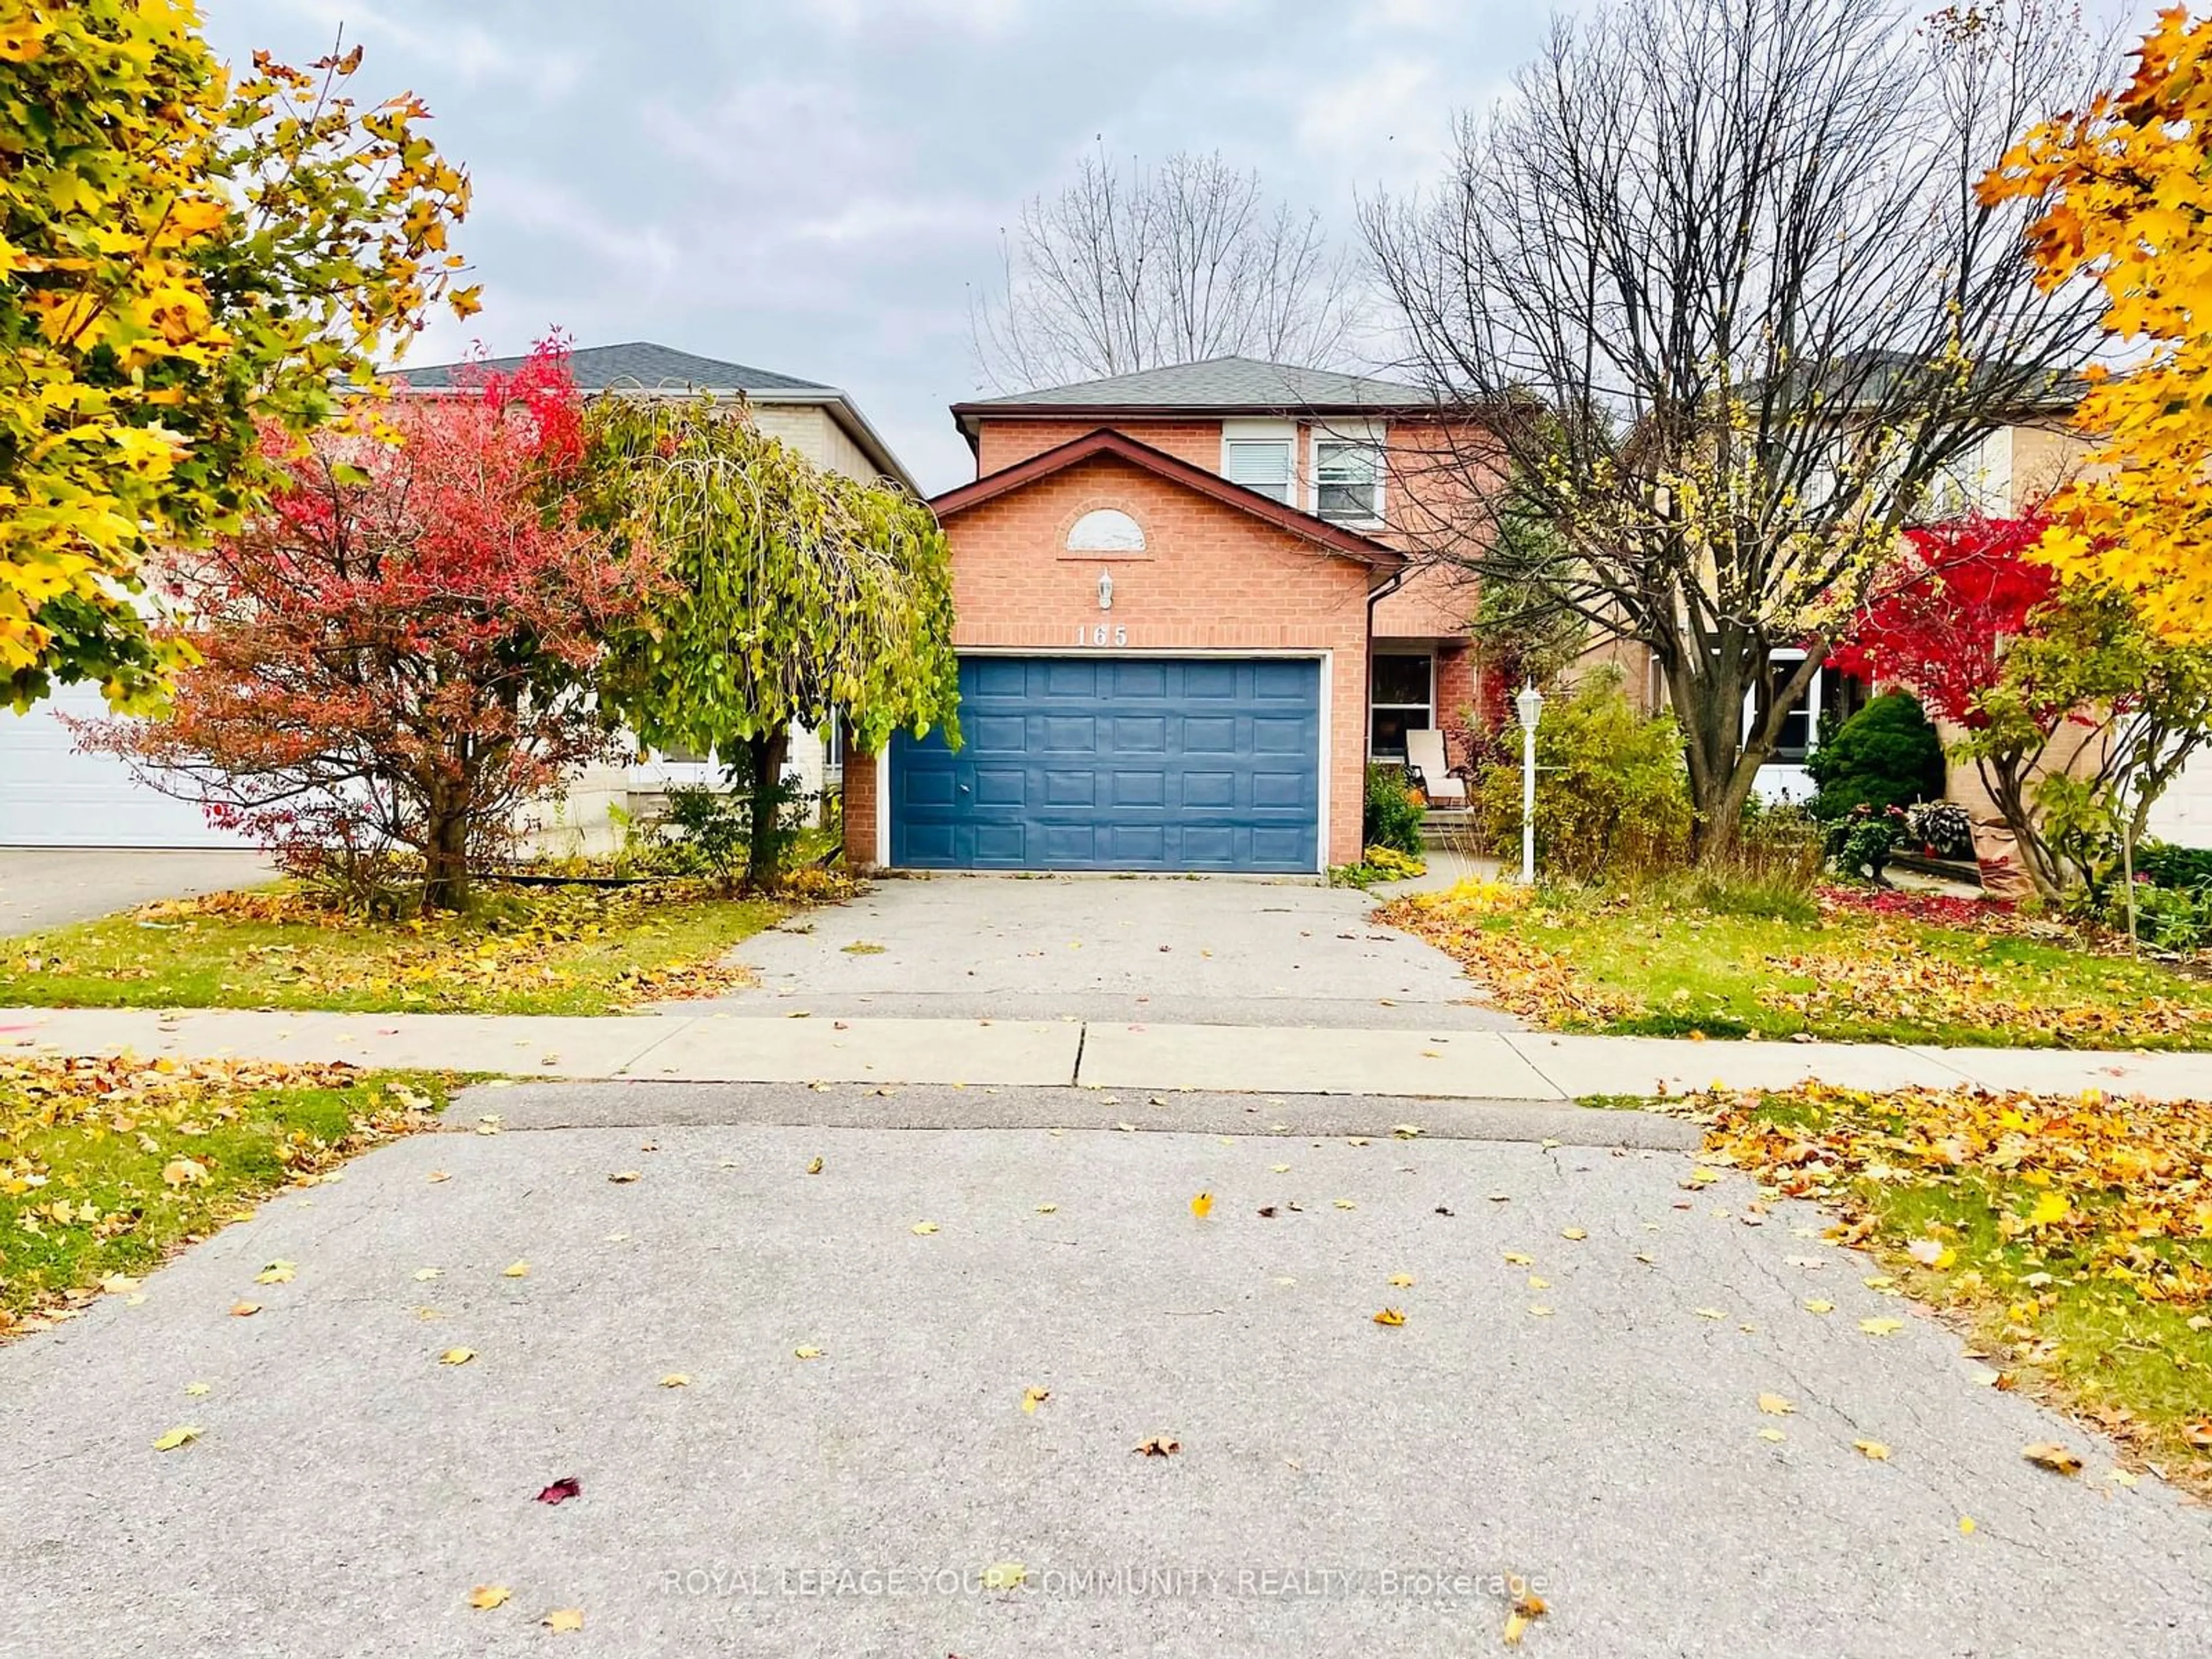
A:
[1745,647,1821,767]
[1368,650,1434,760]
[1221,419,1296,505]
[1310,422,1387,526]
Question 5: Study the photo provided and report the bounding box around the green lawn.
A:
[1703,1084,2212,1497]
[1,1057,449,1335]
[1382,879,2212,1049]
[0,881,787,1016]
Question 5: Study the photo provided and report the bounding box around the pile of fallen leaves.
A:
[1755,928,2212,1047]
[2,1054,438,1337]
[1816,884,2024,934]
[1379,885,1634,1026]
[1694,1081,2212,1487]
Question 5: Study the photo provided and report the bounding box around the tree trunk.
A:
[744,726,791,892]
[422,802,472,913]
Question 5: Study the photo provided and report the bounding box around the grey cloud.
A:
[212,0,1564,490]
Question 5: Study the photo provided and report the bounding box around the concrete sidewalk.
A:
[5,1004,2207,1101]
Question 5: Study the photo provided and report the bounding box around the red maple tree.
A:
[1829,516,2055,728]
[88,339,657,910]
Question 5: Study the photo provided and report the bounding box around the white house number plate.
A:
[1073,624,1130,646]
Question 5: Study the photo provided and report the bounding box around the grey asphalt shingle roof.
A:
[392,342,833,394]
[957,355,1431,411]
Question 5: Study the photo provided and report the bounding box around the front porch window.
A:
[1748,652,1868,766]
[1369,652,1433,760]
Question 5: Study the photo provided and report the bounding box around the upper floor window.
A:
[1223,437,1294,503]
[1315,440,1382,523]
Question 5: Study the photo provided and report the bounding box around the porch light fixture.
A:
[1098,569,1113,611]
[1515,681,1544,885]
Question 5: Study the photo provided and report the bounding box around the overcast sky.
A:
[198,0,1557,493]
[201,0,2151,495]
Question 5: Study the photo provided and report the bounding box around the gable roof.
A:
[929,427,1401,571]
[388,341,916,491]
[951,355,1438,444]
[393,341,831,395]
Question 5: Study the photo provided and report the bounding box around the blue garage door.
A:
[891,656,1321,872]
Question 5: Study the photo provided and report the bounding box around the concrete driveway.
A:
[0,847,274,936]
[3,1084,2204,1658]
[715,874,1516,1029]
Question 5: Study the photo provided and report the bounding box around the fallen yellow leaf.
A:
[255,1260,295,1285]
[1803,1299,1835,1315]
[1757,1393,1795,1415]
[1694,1308,1725,1320]
[982,1562,1027,1590]
[1021,1387,1051,1415]
[1034,1203,1058,1214]
[413,1267,441,1281]
[805,1157,824,1175]
[542,1608,584,1633]
[608,1171,641,1184]
[502,1261,529,1278]
[911,1221,939,1235]
[229,1300,260,1318]
[1333,1199,1357,1210]
[1190,1191,1213,1219]
[1561,1227,1588,1241]
[659,1373,691,1388]
[1372,1307,1406,1327]
[440,1348,475,1366]
[1388,1272,1415,1288]
[1860,1317,1904,1338]
[153,1425,200,1452]
[1503,1252,1535,1266]
[2023,1442,2083,1476]
[1528,1275,1550,1290]
[1959,1516,1976,1536]
[1757,1427,1786,1442]
[468,1585,510,1610]
[1268,1164,1291,1173]
[183,1381,209,1397]
[1854,1440,1892,1461]
[794,1345,823,1360]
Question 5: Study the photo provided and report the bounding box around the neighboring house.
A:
[396,343,915,854]
[0,342,913,854]
[1747,389,2089,806]
[840,357,1499,873]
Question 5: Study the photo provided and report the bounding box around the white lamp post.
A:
[1514,681,1544,886]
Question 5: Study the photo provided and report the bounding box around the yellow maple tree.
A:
[1,2,475,710]
[1980,7,2212,640]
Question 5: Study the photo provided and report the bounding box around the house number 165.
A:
[1075,624,1128,646]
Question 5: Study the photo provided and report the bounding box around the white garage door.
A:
[0,683,247,848]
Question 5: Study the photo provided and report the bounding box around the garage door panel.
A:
[971,658,1031,697]
[1182,717,1237,753]
[0,684,249,849]
[1181,770,1236,809]
[890,657,1321,873]
[1251,769,1311,809]
[974,767,1027,806]
[968,713,1028,753]
[1041,769,1095,807]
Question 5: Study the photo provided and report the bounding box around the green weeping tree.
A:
[590,399,960,888]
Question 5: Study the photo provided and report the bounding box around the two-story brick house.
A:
[841,357,1497,874]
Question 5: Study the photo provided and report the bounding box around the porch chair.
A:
[1404,728,1468,806]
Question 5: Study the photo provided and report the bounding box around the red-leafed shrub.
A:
[82,340,658,911]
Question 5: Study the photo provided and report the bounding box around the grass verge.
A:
[1,1055,448,1337]
[0,880,796,1016]
[1692,1082,2212,1497]
[1381,878,2212,1048]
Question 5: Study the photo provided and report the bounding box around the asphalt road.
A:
[1,1086,2205,1658]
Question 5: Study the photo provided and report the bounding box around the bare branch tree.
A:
[972,146,1362,391]
[1362,0,2109,853]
